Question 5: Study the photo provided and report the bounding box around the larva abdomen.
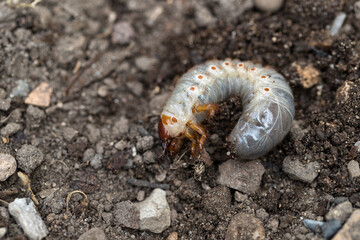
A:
[159,59,295,159]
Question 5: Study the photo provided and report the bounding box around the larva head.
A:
[158,114,186,148]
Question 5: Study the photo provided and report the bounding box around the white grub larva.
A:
[158,59,295,159]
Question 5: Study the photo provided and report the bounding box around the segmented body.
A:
[160,59,295,159]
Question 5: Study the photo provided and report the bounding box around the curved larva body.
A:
[160,59,295,159]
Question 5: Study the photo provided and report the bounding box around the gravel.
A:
[282,156,320,183]
[332,210,360,240]
[16,144,44,174]
[254,0,284,12]
[0,153,17,181]
[226,213,265,240]
[347,160,360,179]
[0,98,11,111]
[114,200,140,229]
[112,21,135,45]
[78,227,107,240]
[325,201,353,223]
[1,122,22,136]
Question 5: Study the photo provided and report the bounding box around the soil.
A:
[0,0,360,239]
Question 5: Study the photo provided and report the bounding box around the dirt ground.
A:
[0,0,360,239]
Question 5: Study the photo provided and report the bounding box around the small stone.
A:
[254,0,284,12]
[78,227,107,240]
[10,80,30,98]
[325,201,353,223]
[217,159,265,194]
[292,62,321,88]
[303,219,324,232]
[137,190,145,202]
[336,81,353,103]
[234,191,248,202]
[137,188,171,233]
[226,213,265,240]
[143,151,155,164]
[347,160,360,179]
[8,198,48,240]
[114,140,129,151]
[0,227,6,238]
[333,210,360,240]
[1,122,22,136]
[0,153,17,181]
[202,186,231,215]
[16,144,44,174]
[126,81,143,96]
[86,124,101,144]
[282,156,320,183]
[114,200,140,229]
[136,136,154,151]
[24,82,53,107]
[90,154,103,169]
[155,170,167,182]
[62,127,78,142]
[83,148,96,163]
[166,232,178,240]
[0,98,11,111]
[26,105,46,129]
[112,21,135,45]
[267,217,279,232]
[97,85,109,97]
[321,219,342,239]
[355,1,360,20]
[135,56,158,72]
[256,208,269,221]
[102,212,113,225]
[193,2,216,27]
[113,117,129,137]
[0,206,10,221]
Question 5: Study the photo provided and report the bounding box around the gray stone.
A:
[1,122,22,136]
[26,105,46,129]
[112,21,135,45]
[86,124,101,144]
[0,227,6,239]
[226,213,265,240]
[326,201,353,223]
[0,98,11,111]
[217,159,265,194]
[114,200,140,229]
[333,210,360,240]
[256,208,269,221]
[137,188,170,233]
[347,160,360,179]
[282,156,320,183]
[321,219,342,239]
[8,198,48,240]
[136,136,154,151]
[114,140,129,151]
[135,56,158,72]
[78,227,107,240]
[143,151,155,164]
[193,2,216,27]
[254,0,284,12]
[10,80,30,98]
[355,1,360,20]
[90,154,103,169]
[234,191,248,202]
[62,127,78,142]
[83,148,96,163]
[0,206,10,221]
[0,153,17,181]
[16,144,44,174]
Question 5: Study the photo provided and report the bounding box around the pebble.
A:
[234,191,248,202]
[0,206,10,221]
[26,105,46,129]
[1,122,22,136]
[62,127,78,142]
[137,188,171,233]
[256,208,269,221]
[202,186,231,215]
[16,144,44,174]
[226,213,265,240]
[24,82,53,107]
[355,1,360,20]
[303,219,324,232]
[97,85,109,97]
[8,198,48,240]
[267,217,280,232]
[193,2,216,27]
[282,156,320,183]
[137,190,145,202]
[333,210,360,240]
[90,154,103,169]
[325,201,353,223]
[114,200,140,229]
[78,227,107,240]
[143,151,156,164]
[136,136,154,151]
[0,98,11,111]
[10,80,30,98]
[86,124,101,144]
[166,232,178,240]
[135,56,158,72]
[112,21,135,45]
[83,148,95,163]
[254,0,284,12]
[321,219,342,238]
[347,160,360,179]
[217,159,265,194]
[0,153,17,181]
[0,228,6,238]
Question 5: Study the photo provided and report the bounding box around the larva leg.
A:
[168,138,183,157]
[195,104,218,117]
[188,121,207,151]
[184,131,198,157]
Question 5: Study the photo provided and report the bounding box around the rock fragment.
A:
[62,127,78,142]
[0,153,17,181]
[282,156,320,183]
[24,82,53,107]
[114,200,140,229]
[137,188,170,233]
[16,144,44,174]
[333,210,360,240]
[1,122,22,136]
[8,198,48,240]
[292,62,321,88]
[135,56,158,72]
[0,98,11,111]
[254,0,283,12]
[136,136,154,151]
[325,201,353,223]
[226,213,265,240]
[112,21,135,45]
[347,160,360,179]
[217,159,265,193]
[78,227,107,240]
